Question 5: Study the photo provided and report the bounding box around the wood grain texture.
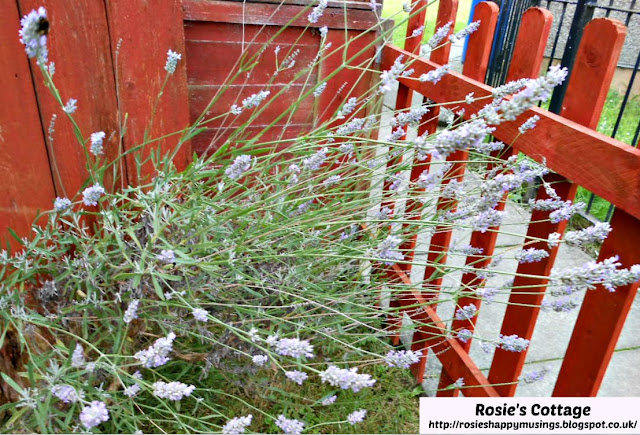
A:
[183,0,380,30]
[316,29,378,126]
[107,0,191,184]
[504,7,553,83]
[381,40,640,221]
[18,0,120,197]
[0,1,56,243]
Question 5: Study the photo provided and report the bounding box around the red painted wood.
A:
[383,1,458,348]
[422,0,498,285]
[391,265,499,396]
[0,1,56,243]
[107,0,191,185]
[183,0,380,30]
[18,0,120,197]
[504,8,553,83]
[462,1,499,83]
[439,6,553,396]
[404,0,428,55]
[487,18,626,396]
[317,29,378,126]
[414,0,458,152]
[560,19,627,128]
[380,43,640,221]
[553,209,640,396]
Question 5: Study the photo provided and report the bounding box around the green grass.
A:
[574,91,640,221]
[381,0,473,48]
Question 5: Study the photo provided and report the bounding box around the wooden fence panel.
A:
[18,0,120,198]
[439,6,553,397]
[107,0,191,185]
[488,18,627,396]
[0,2,56,244]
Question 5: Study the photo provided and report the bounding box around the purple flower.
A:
[123,299,139,324]
[54,197,72,212]
[454,304,478,321]
[498,334,530,352]
[134,332,176,368]
[321,395,337,405]
[515,248,549,264]
[222,415,253,434]
[79,401,109,429]
[285,370,308,385]
[165,49,181,74]
[51,384,81,403]
[157,249,175,263]
[225,155,252,180]
[347,409,367,425]
[272,337,315,359]
[275,415,306,434]
[152,381,195,401]
[252,355,268,367]
[384,349,422,368]
[192,307,208,322]
[19,7,49,63]
[82,183,105,206]
[90,131,106,156]
[457,328,473,343]
[319,365,376,392]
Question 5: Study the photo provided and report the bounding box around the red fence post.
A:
[438,6,553,397]
[0,1,56,244]
[106,0,191,185]
[553,209,640,396]
[488,18,627,396]
[17,0,120,198]
[409,2,498,386]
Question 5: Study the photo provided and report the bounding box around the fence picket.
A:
[106,0,191,185]
[410,1,498,385]
[438,6,553,397]
[18,0,119,200]
[386,0,458,351]
[0,1,56,244]
[487,18,627,396]
[553,209,640,396]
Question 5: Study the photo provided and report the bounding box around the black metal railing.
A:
[482,0,640,220]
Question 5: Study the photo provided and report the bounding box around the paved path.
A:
[376,72,640,396]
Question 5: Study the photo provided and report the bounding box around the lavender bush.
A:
[2,2,639,433]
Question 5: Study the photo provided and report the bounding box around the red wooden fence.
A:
[2,0,638,399]
[382,0,639,397]
[0,0,377,247]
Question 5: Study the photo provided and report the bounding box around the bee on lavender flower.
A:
[36,16,50,36]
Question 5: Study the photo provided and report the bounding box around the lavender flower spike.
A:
[82,183,105,206]
[165,49,182,74]
[19,7,49,63]
[79,401,109,429]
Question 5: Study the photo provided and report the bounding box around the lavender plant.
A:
[2,2,639,434]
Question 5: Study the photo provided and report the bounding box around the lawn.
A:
[575,90,640,221]
[381,0,473,48]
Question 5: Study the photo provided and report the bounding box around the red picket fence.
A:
[382,0,639,397]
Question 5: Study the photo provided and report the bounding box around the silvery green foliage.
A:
[6,7,640,434]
